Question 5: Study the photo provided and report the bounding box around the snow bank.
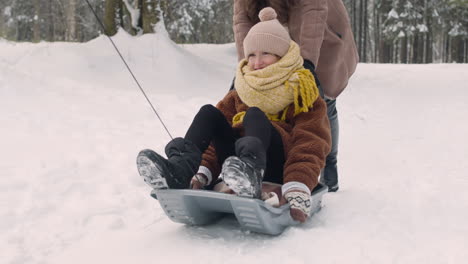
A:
[1,32,468,264]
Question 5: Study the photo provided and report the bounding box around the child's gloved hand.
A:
[283,190,311,223]
[190,173,208,189]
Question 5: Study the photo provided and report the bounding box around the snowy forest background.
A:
[0,0,467,63]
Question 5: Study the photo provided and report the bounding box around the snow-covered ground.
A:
[1,30,468,264]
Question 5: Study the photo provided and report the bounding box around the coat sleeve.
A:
[200,91,238,180]
[282,97,331,191]
[233,0,254,61]
[295,0,328,67]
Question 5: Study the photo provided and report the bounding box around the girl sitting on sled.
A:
[137,7,331,223]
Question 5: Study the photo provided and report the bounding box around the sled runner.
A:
[149,183,328,235]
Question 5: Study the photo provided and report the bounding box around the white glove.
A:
[261,192,280,207]
[190,173,209,189]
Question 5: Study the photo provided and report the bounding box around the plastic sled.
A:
[150,183,328,235]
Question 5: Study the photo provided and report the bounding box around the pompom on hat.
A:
[243,7,291,59]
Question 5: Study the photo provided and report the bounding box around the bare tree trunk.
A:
[352,0,357,38]
[418,34,424,63]
[33,0,41,42]
[425,28,433,63]
[440,32,446,62]
[104,0,119,36]
[53,0,66,41]
[65,0,77,41]
[141,0,160,33]
[44,0,54,41]
[400,36,407,63]
[373,5,379,62]
[363,0,368,62]
[451,37,464,63]
[0,1,3,38]
[380,40,389,63]
[377,0,393,63]
[445,35,450,62]
[412,35,419,63]
[358,0,363,60]
[463,39,468,63]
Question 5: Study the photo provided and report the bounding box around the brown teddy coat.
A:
[200,90,331,191]
[233,0,359,99]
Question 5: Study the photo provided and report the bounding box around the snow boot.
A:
[327,183,339,192]
[137,137,201,189]
[220,136,266,199]
[319,172,339,192]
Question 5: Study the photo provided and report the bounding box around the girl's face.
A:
[247,51,280,70]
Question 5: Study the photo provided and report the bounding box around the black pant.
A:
[323,98,339,186]
[184,104,285,184]
[318,83,340,186]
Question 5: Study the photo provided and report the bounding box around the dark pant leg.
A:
[323,98,339,186]
[184,104,236,165]
[243,107,285,184]
[243,107,272,148]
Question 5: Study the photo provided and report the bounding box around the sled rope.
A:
[84,0,173,140]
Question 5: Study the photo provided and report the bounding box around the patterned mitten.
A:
[284,191,312,216]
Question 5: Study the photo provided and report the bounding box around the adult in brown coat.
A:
[233,0,359,191]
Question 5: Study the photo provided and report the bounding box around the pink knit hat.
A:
[243,7,291,59]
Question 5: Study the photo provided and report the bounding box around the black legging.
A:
[184,104,285,184]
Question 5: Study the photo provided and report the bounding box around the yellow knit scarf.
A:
[233,41,319,126]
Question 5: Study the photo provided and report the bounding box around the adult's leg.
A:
[322,98,339,190]
[314,83,339,191]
